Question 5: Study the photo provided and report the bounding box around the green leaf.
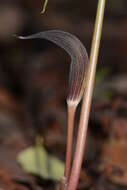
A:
[17,139,64,181]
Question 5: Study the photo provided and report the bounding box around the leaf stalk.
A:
[67,0,106,189]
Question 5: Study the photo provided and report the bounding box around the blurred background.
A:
[0,0,127,189]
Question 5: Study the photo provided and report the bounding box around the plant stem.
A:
[67,0,106,189]
[41,0,48,13]
[60,103,77,190]
[65,103,76,179]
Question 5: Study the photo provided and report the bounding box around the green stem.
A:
[41,0,48,14]
[67,0,106,189]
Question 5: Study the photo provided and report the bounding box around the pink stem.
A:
[68,0,106,189]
